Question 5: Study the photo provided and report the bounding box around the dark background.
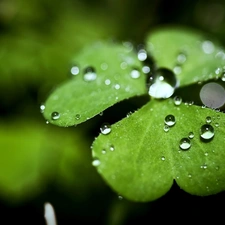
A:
[0,0,225,224]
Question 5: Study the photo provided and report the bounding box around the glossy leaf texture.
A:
[92,99,225,202]
[146,27,225,87]
[43,41,147,127]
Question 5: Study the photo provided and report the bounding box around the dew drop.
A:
[202,40,215,54]
[173,96,182,106]
[46,120,49,124]
[200,164,207,169]
[120,62,127,69]
[204,152,208,156]
[102,149,106,154]
[221,72,225,81]
[114,84,121,90]
[51,112,60,120]
[188,174,192,178]
[200,124,214,140]
[40,104,45,113]
[105,79,111,85]
[137,49,147,61]
[206,116,212,123]
[177,53,187,64]
[83,66,97,81]
[148,68,178,99]
[142,66,150,74]
[188,132,194,139]
[101,63,108,70]
[92,158,101,167]
[118,195,123,200]
[163,125,170,132]
[161,156,165,161]
[130,69,141,79]
[100,123,111,135]
[75,114,81,120]
[99,111,104,116]
[109,145,115,151]
[200,82,225,109]
[173,66,182,75]
[70,65,80,76]
[164,114,176,126]
[179,138,191,150]
[215,166,219,170]
[215,122,219,127]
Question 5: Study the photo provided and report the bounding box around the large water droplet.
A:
[100,123,111,135]
[51,112,60,120]
[148,68,178,99]
[179,138,191,150]
[164,114,176,126]
[200,124,214,140]
[92,158,101,167]
[83,66,97,81]
[200,82,225,108]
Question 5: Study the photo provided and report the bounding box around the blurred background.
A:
[1,0,225,224]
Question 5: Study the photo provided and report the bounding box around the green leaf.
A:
[43,42,147,127]
[92,99,225,202]
[146,27,225,87]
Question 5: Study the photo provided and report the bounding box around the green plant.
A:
[42,26,225,202]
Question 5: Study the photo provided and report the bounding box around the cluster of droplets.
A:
[164,114,176,132]
[173,51,187,75]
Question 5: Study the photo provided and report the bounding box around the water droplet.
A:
[137,49,147,61]
[114,84,120,90]
[188,132,194,139]
[109,145,115,151]
[70,65,79,75]
[118,195,123,200]
[215,122,219,127]
[92,158,101,167]
[105,79,111,85]
[75,114,81,120]
[188,174,192,178]
[177,53,187,64]
[148,68,178,99]
[40,104,45,113]
[102,149,106,154]
[200,82,225,108]
[215,166,219,170]
[101,63,108,70]
[46,120,49,124]
[221,72,225,81]
[99,111,104,116]
[51,112,60,120]
[100,123,111,135]
[200,164,207,169]
[173,66,182,75]
[206,116,212,123]
[83,66,97,81]
[200,124,214,140]
[174,96,182,106]
[120,62,127,69]
[179,138,191,150]
[164,115,176,126]
[142,66,150,74]
[205,152,208,156]
[161,156,165,161]
[164,125,170,132]
[123,41,133,52]
[202,40,215,54]
[126,111,132,117]
[130,69,140,79]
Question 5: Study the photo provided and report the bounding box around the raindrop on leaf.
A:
[179,138,191,150]
[200,124,214,140]
[100,123,111,135]
[51,112,60,120]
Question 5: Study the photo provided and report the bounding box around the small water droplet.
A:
[148,68,178,99]
[109,145,115,151]
[101,63,108,70]
[173,66,182,75]
[46,120,49,124]
[174,96,182,106]
[40,104,45,113]
[161,156,165,161]
[100,123,111,135]
[75,114,81,120]
[215,122,219,127]
[164,114,176,126]
[221,72,225,81]
[188,174,192,178]
[102,149,106,154]
[120,62,127,69]
[200,164,207,169]
[200,124,214,140]
[99,111,104,116]
[105,79,111,85]
[215,166,219,170]
[70,65,80,75]
[126,111,132,117]
[177,53,187,64]
[206,116,212,123]
[114,84,121,90]
[179,138,191,150]
[204,152,208,156]
[164,125,170,132]
[188,132,194,139]
[51,112,60,120]
[83,66,97,81]
[92,158,101,167]
[202,40,214,54]
[142,66,150,74]
[137,49,147,61]
[130,69,141,79]
[118,195,123,200]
